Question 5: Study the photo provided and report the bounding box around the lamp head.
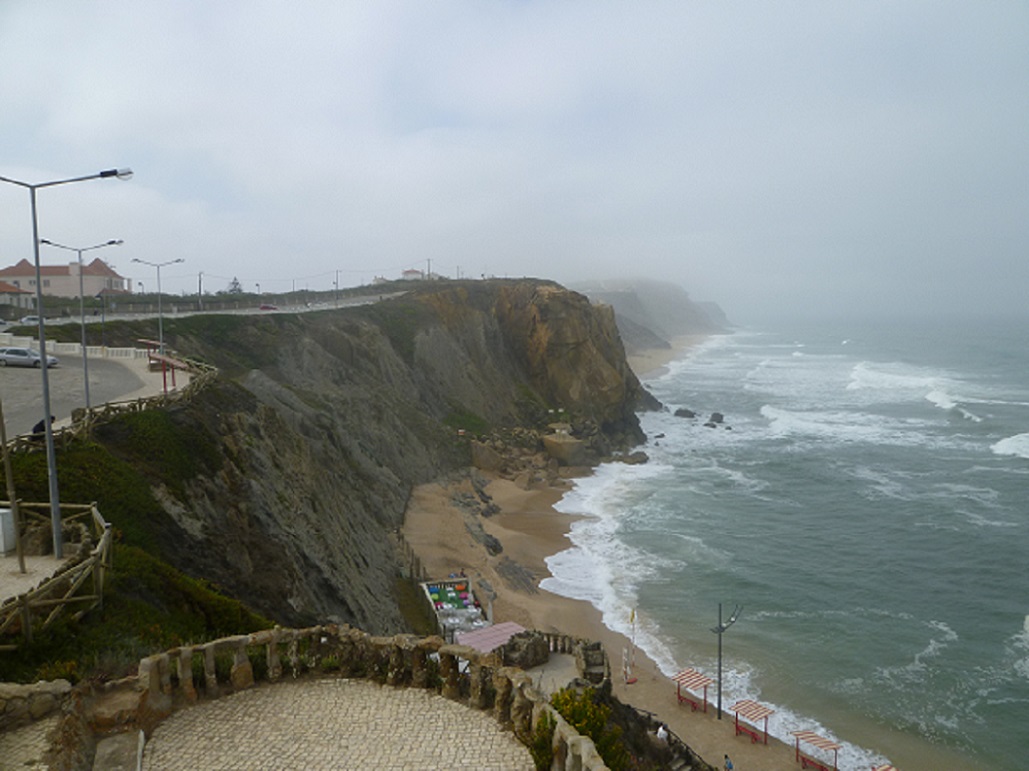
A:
[108,240,124,246]
[39,238,54,245]
[99,168,134,180]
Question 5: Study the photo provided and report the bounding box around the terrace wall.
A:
[40,624,613,770]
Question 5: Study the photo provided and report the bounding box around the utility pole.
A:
[198,271,203,312]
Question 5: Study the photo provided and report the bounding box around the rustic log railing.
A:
[0,502,113,651]
[6,353,218,456]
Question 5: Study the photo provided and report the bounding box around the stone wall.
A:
[41,625,613,771]
[0,679,71,731]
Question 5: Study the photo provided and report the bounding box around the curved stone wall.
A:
[42,624,611,770]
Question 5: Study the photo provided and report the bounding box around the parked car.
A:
[259,304,278,311]
[0,347,59,368]
[18,315,41,326]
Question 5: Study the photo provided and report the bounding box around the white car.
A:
[0,347,59,368]
[18,315,41,326]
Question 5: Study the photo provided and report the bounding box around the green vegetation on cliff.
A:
[0,544,271,684]
[4,278,660,682]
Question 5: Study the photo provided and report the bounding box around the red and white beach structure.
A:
[790,729,841,771]
[729,699,775,744]
[671,667,714,712]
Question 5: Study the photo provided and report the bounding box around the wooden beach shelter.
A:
[671,667,714,712]
[729,699,775,744]
[790,729,840,771]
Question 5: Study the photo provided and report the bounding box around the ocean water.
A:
[542,316,1029,771]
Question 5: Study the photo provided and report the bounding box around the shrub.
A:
[551,686,630,771]
[529,710,556,770]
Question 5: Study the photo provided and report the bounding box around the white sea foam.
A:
[991,432,1029,459]
[874,620,959,685]
[925,388,956,410]
[848,361,940,393]
[759,404,940,448]
[1014,617,1029,681]
[587,322,1027,766]
[545,465,896,771]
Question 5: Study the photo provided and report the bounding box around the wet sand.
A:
[402,338,811,771]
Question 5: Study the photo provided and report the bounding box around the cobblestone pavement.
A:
[0,714,58,768]
[142,678,535,770]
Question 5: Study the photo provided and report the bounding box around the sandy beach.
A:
[402,340,814,771]
[626,334,710,380]
[403,472,806,771]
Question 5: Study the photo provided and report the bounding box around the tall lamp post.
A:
[132,257,183,354]
[0,167,132,558]
[39,238,123,410]
[710,603,742,719]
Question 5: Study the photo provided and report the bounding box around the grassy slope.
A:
[1,413,273,684]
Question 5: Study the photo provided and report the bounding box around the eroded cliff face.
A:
[106,280,653,635]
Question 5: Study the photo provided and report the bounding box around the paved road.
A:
[0,357,151,437]
[141,678,534,771]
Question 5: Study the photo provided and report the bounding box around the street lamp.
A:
[710,603,742,719]
[39,238,123,410]
[132,257,183,354]
[0,167,132,558]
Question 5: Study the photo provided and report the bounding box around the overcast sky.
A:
[1,2,1026,321]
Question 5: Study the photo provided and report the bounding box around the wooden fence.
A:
[5,353,218,455]
[0,502,113,651]
[0,347,217,650]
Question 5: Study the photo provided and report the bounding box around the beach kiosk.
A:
[790,729,840,771]
[672,667,714,712]
[729,699,775,744]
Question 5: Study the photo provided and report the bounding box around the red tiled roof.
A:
[83,258,121,277]
[0,257,125,280]
[0,280,30,294]
[0,259,35,277]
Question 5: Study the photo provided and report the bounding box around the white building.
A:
[0,258,131,301]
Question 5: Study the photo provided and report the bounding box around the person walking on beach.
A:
[724,754,734,771]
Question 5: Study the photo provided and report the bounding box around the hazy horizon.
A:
[2,2,1026,323]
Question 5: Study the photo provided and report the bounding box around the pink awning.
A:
[731,699,775,722]
[672,667,714,691]
[791,730,841,752]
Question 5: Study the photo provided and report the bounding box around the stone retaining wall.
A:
[41,624,612,770]
[0,679,72,731]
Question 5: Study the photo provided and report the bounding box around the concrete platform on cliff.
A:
[136,678,534,771]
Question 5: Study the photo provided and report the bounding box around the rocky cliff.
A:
[572,278,731,354]
[91,279,654,635]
